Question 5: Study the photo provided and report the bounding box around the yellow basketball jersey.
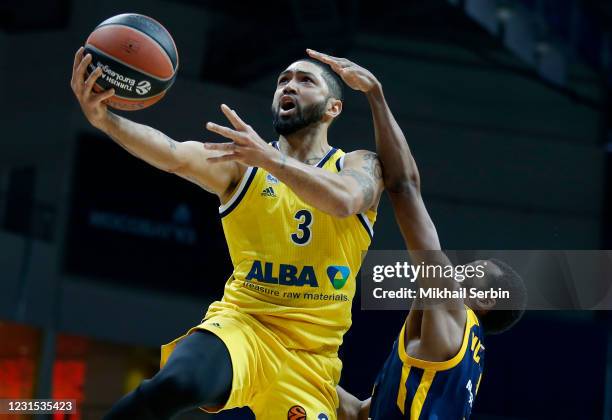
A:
[206,143,376,355]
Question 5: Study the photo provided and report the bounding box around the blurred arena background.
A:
[0,0,611,418]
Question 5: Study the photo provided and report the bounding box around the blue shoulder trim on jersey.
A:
[317,148,338,168]
[219,167,259,218]
[357,213,374,240]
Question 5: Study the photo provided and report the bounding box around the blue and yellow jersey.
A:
[369,307,484,419]
[206,143,376,356]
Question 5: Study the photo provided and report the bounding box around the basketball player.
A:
[306,51,527,419]
[71,46,384,419]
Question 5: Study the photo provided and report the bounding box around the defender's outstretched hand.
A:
[307,49,379,93]
[70,46,115,129]
[204,104,278,168]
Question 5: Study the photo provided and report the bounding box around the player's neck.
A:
[278,126,331,164]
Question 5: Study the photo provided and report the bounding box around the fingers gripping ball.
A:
[84,13,178,111]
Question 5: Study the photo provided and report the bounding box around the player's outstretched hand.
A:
[307,48,380,93]
[204,104,278,168]
[70,46,115,129]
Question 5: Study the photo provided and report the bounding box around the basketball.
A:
[287,405,307,420]
[84,13,178,111]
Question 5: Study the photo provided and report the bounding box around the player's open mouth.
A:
[279,96,297,117]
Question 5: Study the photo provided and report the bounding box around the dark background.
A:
[0,0,611,418]
[64,133,228,295]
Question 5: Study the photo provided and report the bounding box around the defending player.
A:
[71,46,383,419]
[306,51,527,419]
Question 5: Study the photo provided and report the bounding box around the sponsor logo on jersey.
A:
[266,173,279,184]
[246,260,318,287]
[261,186,277,197]
[327,265,350,290]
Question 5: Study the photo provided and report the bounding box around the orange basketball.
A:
[84,13,178,111]
[287,405,307,420]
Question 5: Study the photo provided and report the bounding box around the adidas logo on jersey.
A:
[261,186,277,197]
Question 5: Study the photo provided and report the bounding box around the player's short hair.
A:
[300,58,344,101]
[479,258,527,335]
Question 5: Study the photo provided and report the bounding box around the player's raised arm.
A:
[204,104,383,218]
[306,49,442,251]
[70,47,242,199]
[307,50,464,303]
[365,82,443,256]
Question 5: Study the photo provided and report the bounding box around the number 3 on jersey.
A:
[291,209,313,245]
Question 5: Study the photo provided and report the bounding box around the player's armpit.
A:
[420,306,468,361]
[339,150,383,214]
[171,140,245,200]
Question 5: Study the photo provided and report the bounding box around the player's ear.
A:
[324,98,342,121]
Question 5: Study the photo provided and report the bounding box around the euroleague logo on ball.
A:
[136,80,152,95]
[287,405,306,420]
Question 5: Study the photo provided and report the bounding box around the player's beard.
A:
[272,98,328,136]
